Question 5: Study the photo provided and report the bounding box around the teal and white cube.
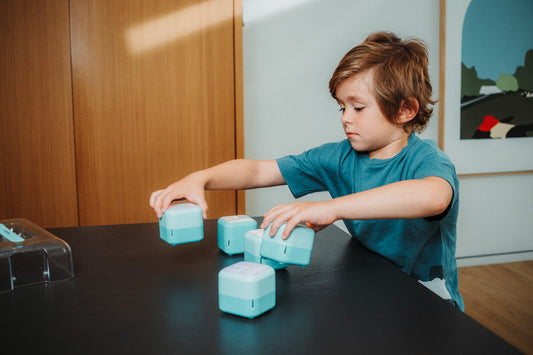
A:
[217,215,257,255]
[260,224,315,266]
[244,229,288,270]
[159,203,203,245]
[218,261,276,319]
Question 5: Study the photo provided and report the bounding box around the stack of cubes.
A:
[244,229,288,270]
[217,218,315,318]
[159,207,316,319]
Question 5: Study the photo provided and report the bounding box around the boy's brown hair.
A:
[329,32,435,133]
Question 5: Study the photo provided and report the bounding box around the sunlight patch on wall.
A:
[126,0,230,55]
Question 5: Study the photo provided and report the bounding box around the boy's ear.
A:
[397,98,419,123]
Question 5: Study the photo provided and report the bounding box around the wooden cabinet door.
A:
[70,0,238,225]
[0,0,78,228]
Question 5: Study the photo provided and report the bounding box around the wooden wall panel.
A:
[70,0,237,225]
[0,0,78,228]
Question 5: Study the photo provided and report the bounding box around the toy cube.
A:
[218,261,276,319]
[159,203,203,245]
[217,215,257,255]
[260,223,315,266]
[244,229,288,270]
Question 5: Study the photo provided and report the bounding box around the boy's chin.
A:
[347,140,368,152]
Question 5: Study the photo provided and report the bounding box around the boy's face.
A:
[335,69,409,159]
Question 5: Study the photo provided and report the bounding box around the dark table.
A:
[2,220,519,354]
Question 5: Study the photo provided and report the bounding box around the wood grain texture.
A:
[459,261,533,354]
[0,0,78,227]
[70,0,237,225]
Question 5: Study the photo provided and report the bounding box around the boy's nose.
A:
[341,111,353,125]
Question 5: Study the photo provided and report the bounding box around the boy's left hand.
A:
[260,201,337,239]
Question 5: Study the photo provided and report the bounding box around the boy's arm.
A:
[261,176,453,239]
[149,159,285,218]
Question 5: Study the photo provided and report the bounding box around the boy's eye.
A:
[354,106,364,112]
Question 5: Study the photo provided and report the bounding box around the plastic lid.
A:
[0,218,75,292]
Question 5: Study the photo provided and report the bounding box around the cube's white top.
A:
[221,261,271,279]
[219,215,255,224]
[160,203,203,229]
[219,261,275,299]
[246,229,263,238]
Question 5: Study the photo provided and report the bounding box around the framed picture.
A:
[440,0,533,175]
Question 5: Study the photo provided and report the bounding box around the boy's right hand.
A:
[149,174,208,219]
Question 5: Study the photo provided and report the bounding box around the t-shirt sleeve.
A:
[413,147,458,191]
[412,143,459,220]
[277,140,353,198]
[276,147,331,198]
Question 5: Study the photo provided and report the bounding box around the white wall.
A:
[455,174,533,266]
[242,0,533,266]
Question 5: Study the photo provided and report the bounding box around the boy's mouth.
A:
[345,131,358,138]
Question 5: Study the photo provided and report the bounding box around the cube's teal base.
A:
[218,292,276,319]
[262,257,288,270]
[244,251,288,270]
[260,243,311,266]
[159,225,203,245]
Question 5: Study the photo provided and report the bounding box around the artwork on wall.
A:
[442,0,533,174]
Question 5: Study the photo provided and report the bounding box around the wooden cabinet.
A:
[0,0,242,227]
[70,0,239,225]
[0,0,78,227]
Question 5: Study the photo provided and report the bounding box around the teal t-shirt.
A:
[276,134,464,310]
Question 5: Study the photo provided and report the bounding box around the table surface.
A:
[2,219,519,354]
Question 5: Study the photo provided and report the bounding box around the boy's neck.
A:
[368,134,411,160]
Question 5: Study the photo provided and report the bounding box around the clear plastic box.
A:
[0,218,74,292]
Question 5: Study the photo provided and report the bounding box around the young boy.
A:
[150,32,464,310]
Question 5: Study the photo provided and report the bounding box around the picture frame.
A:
[439,0,533,175]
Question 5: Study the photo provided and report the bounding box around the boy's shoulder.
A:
[407,135,451,162]
[408,134,436,149]
[405,135,458,182]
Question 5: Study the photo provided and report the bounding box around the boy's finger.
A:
[267,221,280,237]
[260,205,281,229]
[195,199,208,219]
[282,217,302,239]
[281,223,295,240]
[260,214,272,229]
[149,191,156,208]
[268,212,291,237]
[160,194,175,215]
[149,190,164,209]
